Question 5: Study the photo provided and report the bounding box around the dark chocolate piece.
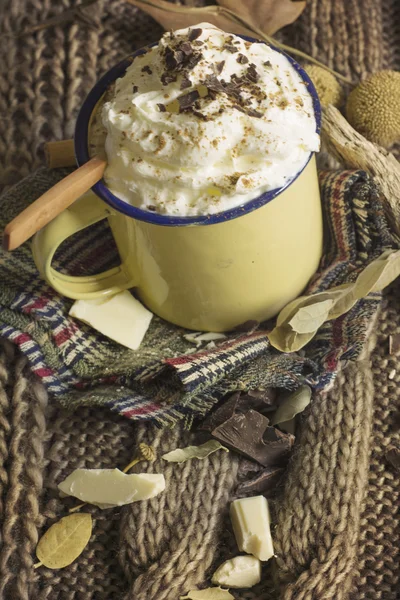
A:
[385,445,400,471]
[200,389,278,434]
[264,60,272,67]
[157,103,166,112]
[141,65,152,74]
[237,53,249,64]
[132,85,138,94]
[188,28,202,41]
[212,409,295,467]
[236,466,285,497]
[147,205,157,211]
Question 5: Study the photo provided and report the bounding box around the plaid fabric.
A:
[0,168,394,426]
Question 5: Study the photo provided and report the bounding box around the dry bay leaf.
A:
[162,440,228,463]
[181,588,234,600]
[269,250,400,352]
[271,385,312,426]
[288,299,335,334]
[35,513,92,569]
[125,0,305,37]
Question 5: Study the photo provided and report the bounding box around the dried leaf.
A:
[181,588,234,600]
[125,0,305,37]
[288,299,335,334]
[221,0,306,36]
[271,385,312,426]
[162,440,228,463]
[269,250,400,352]
[35,513,92,569]
[59,469,165,508]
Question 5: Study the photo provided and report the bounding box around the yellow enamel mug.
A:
[32,42,323,333]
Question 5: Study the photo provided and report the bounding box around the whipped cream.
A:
[100,24,320,216]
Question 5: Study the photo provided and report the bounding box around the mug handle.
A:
[31,191,136,299]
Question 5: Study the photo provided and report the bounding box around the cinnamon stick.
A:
[45,139,76,168]
[3,156,107,251]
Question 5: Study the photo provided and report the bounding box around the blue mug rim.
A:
[74,34,321,227]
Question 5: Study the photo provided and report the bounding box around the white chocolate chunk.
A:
[212,555,261,588]
[69,290,152,350]
[58,469,165,508]
[230,496,274,561]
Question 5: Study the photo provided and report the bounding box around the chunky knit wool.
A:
[0,1,399,599]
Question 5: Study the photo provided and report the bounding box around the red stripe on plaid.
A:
[23,296,50,314]
[14,333,31,345]
[122,402,161,418]
[54,327,75,346]
[34,367,54,378]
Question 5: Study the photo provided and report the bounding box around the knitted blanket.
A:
[0,1,399,599]
[0,169,394,426]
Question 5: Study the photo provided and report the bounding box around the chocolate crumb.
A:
[188,28,202,41]
[264,60,272,67]
[236,53,249,64]
[157,103,166,112]
[192,40,204,46]
[132,85,138,94]
[147,205,157,211]
[141,65,152,74]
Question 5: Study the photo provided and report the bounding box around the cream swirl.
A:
[101,23,320,216]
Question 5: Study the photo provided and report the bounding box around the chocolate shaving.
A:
[215,60,225,74]
[164,43,202,72]
[248,109,263,118]
[236,54,249,64]
[180,75,192,90]
[147,205,157,211]
[180,42,193,56]
[192,110,209,121]
[157,103,166,112]
[161,72,177,86]
[211,409,294,467]
[236,466,285,497]
[141,65,152,74]
[264,60,272,67]
[132,85,138,94]
[224,44,238,53]
[246,63,259,83]
[188,28,202,41]
[385,445,400,471]
[177,89,201,110]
